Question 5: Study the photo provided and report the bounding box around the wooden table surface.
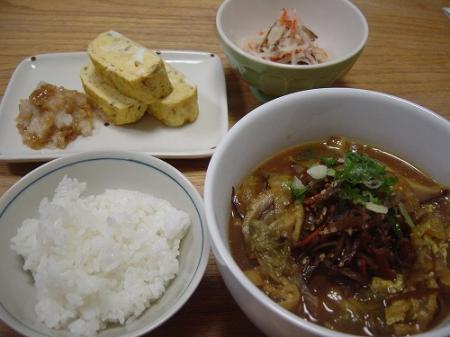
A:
[1,0,450,336]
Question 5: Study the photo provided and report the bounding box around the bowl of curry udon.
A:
[204,88,450,337]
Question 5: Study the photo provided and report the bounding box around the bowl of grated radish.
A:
[216,0,368,100]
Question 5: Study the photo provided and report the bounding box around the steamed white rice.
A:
[10,176,190,336]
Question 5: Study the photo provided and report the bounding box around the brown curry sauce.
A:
[229,137,450,336]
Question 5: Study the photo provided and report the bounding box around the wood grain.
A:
[0,0,449,336]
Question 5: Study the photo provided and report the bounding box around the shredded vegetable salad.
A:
[242,9,329,65]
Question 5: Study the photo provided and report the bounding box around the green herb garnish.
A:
[320,157,338,166]
[336,152,397,191]
[335,152,398,206]
[288,180,309,202]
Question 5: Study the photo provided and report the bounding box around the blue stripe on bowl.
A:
[0,157,205,337]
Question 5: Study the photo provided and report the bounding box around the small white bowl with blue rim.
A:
[0,151,209,337]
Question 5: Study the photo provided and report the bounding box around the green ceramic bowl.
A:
[216,0,368,100]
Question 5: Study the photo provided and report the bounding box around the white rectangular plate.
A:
[0,51,228,161]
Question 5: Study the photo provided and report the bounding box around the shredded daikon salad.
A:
[242,9,329,65]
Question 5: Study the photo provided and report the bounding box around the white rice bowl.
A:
[11,176,190,336]
[0,151,209,337]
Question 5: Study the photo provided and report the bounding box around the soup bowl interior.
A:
[204,88,450,337]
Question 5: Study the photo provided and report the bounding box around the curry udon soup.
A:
[229,136,450,336]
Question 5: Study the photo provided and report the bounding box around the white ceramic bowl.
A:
[216,0,368,99]
[0,151,209,337]
[204,88,450,337]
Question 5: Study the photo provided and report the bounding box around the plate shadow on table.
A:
[6,157,211,178]
[165,158,210,171]
[6,162,41,177]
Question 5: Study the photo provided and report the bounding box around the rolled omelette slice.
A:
[88,31,173,103]
[80,62,147,125]
[148,64,199,127]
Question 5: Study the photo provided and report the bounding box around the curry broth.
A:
[229,137,450,336]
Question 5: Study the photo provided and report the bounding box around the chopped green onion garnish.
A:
[288,180,309,202]
[320,157,338,166]
[307,165,328,180]
[365,202,388,214]
[327,168,336,177]
[398,202,415,228]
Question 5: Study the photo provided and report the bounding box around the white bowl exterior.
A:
[0,151,209,337]
[205,88,450,337]
[218,0,368,68]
